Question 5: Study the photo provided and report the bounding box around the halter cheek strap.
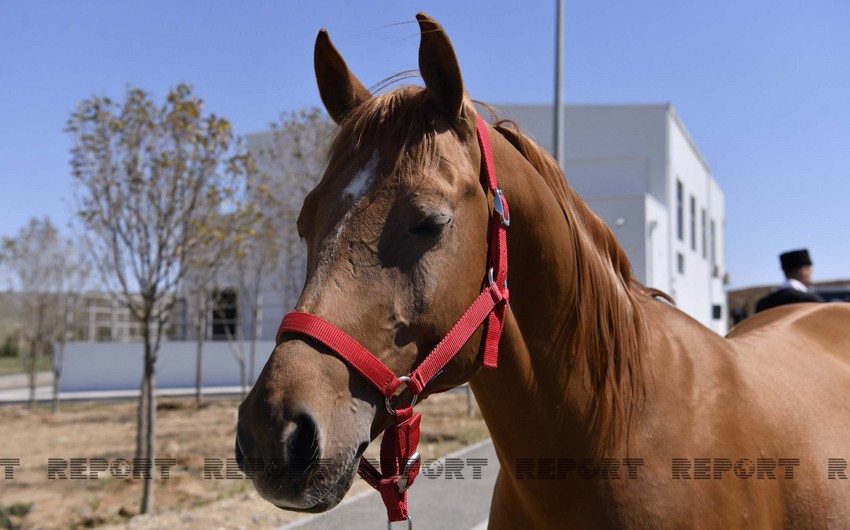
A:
[275,115,509,525]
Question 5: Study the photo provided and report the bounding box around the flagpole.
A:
[554,0,566,170]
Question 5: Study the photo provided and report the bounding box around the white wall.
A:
[485,103,727,333]
[494,104,669,205]
[584,196,648,283]
[259,293,287,342]
[708,178,727,334]
[668,110,711,324]
[565,106,669,205]
[645,194,671,294]
[61,341,277,391]
[667,109,726,333]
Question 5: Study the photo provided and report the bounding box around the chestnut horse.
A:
[237,13,850,528]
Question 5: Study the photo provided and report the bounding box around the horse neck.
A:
[469,131,639,458]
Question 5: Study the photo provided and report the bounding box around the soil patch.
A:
[0,391,486,529]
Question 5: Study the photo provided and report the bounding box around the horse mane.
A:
[491,118,651,448]
[331,83,652,446]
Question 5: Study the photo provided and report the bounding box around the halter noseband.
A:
[275,115,510,526]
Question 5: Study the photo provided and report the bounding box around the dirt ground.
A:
[0,391,487,530]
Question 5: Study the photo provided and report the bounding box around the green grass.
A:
[0,356,52,377]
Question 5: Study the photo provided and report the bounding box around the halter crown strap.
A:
[477,115,509,369]
[274,114,509,524]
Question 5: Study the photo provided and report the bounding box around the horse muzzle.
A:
[235,400,355,512]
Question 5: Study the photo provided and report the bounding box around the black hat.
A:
[780,249,813,271]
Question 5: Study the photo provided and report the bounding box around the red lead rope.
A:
[275,115,509,524]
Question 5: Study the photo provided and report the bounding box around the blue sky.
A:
[1,0,848,288]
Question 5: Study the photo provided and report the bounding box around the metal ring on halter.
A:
[385,376,419,414]
[488,267,508,289]
[494,188,510,227]
[387,515,413,530]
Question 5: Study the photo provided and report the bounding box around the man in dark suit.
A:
[755,249,824,313]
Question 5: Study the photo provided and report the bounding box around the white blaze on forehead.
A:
[313,151,380,267]
[343,151,379,203]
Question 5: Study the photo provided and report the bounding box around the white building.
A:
[491,104,727,333]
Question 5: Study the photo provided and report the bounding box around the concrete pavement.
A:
[0,371,52,389]
[278,439,497,530]
[0,380,246,405]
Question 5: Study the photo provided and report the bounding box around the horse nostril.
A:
[235,437,246,471]
[235,426,253,474]
[285,412,322,480]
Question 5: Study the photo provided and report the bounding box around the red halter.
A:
[275,115,509,525]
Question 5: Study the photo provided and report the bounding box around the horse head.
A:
[235,14,498,512]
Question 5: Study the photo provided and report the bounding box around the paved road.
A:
[0,382,246,405]
[279,439,497,530]
[0,371,52,389]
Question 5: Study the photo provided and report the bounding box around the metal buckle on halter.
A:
[385,376,419,414]
[387,515,413,530]
[396,451,421,492]
[494,188,510,227]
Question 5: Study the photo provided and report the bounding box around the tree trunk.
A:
[194,302,207,407]
[53,302,71,414]
[240,360,247,400]
[248,260,263,386]
[238,308,247,399]
[135,371,148,460]
[27,340,40,410]
[248,289,260,387]
[52,339,65,414]
[140,340,156,514]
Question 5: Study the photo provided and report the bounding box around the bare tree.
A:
[242,214,279,387]
[52,238,92,413]
[185,173,264,406]
[67,85,255,514]
[185,264,217,407]
[208,213,276,397]
[0,218,67,409]
[211,285,249,397]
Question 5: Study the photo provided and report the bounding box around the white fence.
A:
[61,341,277,392]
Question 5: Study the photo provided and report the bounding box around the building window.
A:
[96,327,112,342]
[676,180,684,242]
[701,208,707,259]
[212,289,238,341]
[712,304,722,320]
[690,195,696,251]
[710,219,717,273]
[677,252,685,274]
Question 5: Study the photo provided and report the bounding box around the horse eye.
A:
[409,214,452,237]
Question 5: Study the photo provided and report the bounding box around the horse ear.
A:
[314,29,372,124]
[416,13,468,122]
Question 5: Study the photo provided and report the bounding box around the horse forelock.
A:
[328,84,446,186]
[492,119,651,449]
